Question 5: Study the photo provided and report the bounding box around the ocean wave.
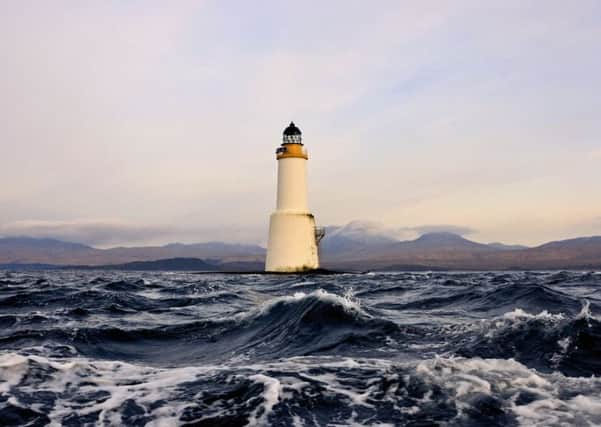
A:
[386,281,584,317]
[2,270,601,425]
[455,301,601,376]
[3,352,601,426]
[0,289,413,365]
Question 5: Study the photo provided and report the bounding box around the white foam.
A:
[3,351,601,426]
[557,337,571,353]
[246,288,367,321]
[247,374,281,426]
[576,299,596,323]
[416,356,601,426]
[0,352,218,426]
[291,414,305,427]
[550,336,573,367]
[0,353,28,393]
[569,395,601,415]
[502,308,565,322]
[289,281,316,288]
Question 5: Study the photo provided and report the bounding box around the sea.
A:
[1,270,600,426]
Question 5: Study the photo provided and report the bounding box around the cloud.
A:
[0,218,476,247]
[326,220,476,242]
[0,220,171,247]
[0,219,265,247]
[410,225,475,237]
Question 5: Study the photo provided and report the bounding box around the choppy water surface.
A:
[1,270,601,426]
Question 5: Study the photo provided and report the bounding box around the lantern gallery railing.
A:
[315,227,326,244]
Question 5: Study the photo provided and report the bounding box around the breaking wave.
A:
[455,301,601,377]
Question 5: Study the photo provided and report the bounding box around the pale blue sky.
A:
[1,1,600,246]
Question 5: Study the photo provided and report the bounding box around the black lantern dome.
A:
[283,121,302,144]
[283,122,301,136]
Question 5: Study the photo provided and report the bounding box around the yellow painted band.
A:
[276,144,308,160]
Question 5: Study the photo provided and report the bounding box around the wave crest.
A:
[456,301,601,376]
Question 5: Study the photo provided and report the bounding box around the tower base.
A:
[265,211,319,273]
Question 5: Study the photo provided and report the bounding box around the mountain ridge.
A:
[1,228,600,270]
[0,237,264,265]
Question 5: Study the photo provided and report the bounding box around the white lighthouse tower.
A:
[265,122,324,273]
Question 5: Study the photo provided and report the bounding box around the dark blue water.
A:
[1,270,601,426]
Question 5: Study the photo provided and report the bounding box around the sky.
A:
[1,0,600,247]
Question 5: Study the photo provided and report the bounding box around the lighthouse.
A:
[265,122,324,272]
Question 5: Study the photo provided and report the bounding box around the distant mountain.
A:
[322,231,601,271]
[507,236,601,269]
[0,237,97,264]
[320,221,399,258]
[322,232,493,265]
[162,242,264,256]
[79,257,219,271]
[101,242,265,265]
[397,232,494,251]
[0,263,59,271]
[0,237,265,266]
[536,236,601,251]
[2,228,601,271]
[487,242,529,250]
[0,237,92,251]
